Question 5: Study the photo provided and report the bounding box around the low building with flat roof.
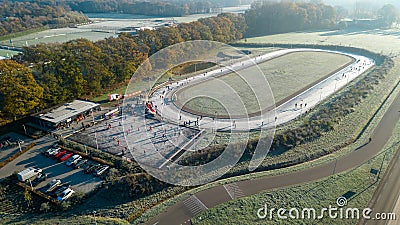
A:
[31,100,100,130]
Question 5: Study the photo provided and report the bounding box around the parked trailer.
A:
[108,93,121,102]
[17,167,42,182]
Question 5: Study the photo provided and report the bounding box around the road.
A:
[362,148,400,225]
[388,195,400,225]
[147,81,400,224]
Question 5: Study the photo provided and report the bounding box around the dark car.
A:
[30,173,48,187]
[84,163,100,174]
[82,161,94,171]
[73,159,88,169]
[50,184,71,197]
[45,179,61,193]
[94,165,110,177]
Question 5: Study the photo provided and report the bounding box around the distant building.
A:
[339,18,384,29]
[31,100,100,130]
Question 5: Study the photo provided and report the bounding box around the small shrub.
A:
[105,168,120,183]
[70,191,86,205]
[60,201,70,211]
[40,202,50,213]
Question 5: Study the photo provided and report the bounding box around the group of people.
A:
[294,102,307,109]
[182,116,203,127]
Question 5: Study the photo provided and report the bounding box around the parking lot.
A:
[0,136,103,194]
[0,132,34,163]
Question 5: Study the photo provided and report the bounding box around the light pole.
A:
[91,110,95,124]
[319,88,323,102]
[214,111,217,133]
[22,124,27,135]
[94,130,99,151]
[332,158,338,175]
[347,73,351,83]
[300,99,304,115]
[93,210,97,225]
[377,150,388,181]
[29,179,33,190]
[334,80,338,92]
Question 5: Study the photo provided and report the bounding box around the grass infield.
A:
[175,51,353,118]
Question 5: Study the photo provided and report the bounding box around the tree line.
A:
[0,1,341,124]
[245,1,337,36]
[67,0,252,17]
[0,0,89,36]
[0,13,246,124]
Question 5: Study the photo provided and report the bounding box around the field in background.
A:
[241,28,400,54]
[0,28,115,48]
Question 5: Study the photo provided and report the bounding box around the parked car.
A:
[60,152,74,161]
[50,184,70,197]
[45,179,61,193]
[53,150,67,159]
[44,147,60,155]
[42,148,50,155]
[94,165,110,177]
[66,155,82,166]
[45,148,61,157]
[49,185,64,197]
[84,163,100,174]
[69,158,82,167]
[57,188,75,201]
[73,159,88,169]
[0,137,11,148]
[31,172,48,186]
[82,161,94,171]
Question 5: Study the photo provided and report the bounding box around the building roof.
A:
[36,100,100,124]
